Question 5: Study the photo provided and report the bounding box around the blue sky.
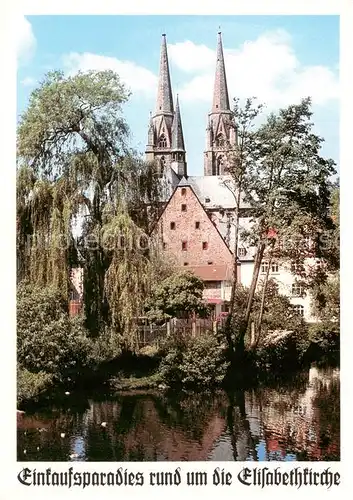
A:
[17,15,339,175]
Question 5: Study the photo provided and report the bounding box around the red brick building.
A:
[152,180,237,315]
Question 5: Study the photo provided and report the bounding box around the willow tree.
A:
[17,70,162,337]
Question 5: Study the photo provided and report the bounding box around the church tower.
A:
[204,32,237,176]
[146,34,174,176]
[171,95,187,177]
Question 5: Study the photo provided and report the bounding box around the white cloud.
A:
[168,41,214,73]
[21,76,36,87]
[17,16,36,64]
[169,30,338,108]
[63,52,157,97]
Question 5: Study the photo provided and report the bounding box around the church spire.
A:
[155,34,174,115]
[171,95,185,151]
[212,31,230,112]
[171,95,187,177]
[203,32,236,176]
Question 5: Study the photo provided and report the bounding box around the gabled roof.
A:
[185,175,251,209]
[150,184,233,258]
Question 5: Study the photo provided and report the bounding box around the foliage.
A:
[252,330,306,372]
[219,282,305,349]
[158,333,229,388]
[17,282,91,381]
[225,97,337,348]
[145,271,209,321]
[256,279,305,334]
[17,70,130,176]
[306,322,340,359]
[109,372,162,391]
[17,368,54,405]
[311,272,339,322]
[17,70,163,338]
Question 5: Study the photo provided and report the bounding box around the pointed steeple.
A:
[171,95,187,177]
[212,31,230,112]
[155,34,174,115]
[171,95,185,151]
[203,32,236,176]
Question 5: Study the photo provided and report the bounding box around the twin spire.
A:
[147,31,231,178]
[154,30,230,118]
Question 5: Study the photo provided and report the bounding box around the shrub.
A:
[17,368,54,405]
[305,322,340,362]
[17,283,91,381]
[159,333,229,388]
[253,329,306,372]
[86,326,122,367]
[158,334,186,386]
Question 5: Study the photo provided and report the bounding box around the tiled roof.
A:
[184,264,232,281]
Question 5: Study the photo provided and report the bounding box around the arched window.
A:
[216,155,224,175]
[158,134,167,148]
[158,156,166,177]
[215,133,225,147]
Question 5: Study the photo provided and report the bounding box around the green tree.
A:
[17,70,162,339]
[145,271,208,321]
[221,97,264,349]
[17,282,91,380]
[227,98,336,351]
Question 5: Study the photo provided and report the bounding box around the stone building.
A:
[149,32,317,321]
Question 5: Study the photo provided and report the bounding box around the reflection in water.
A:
[17,365,340,462]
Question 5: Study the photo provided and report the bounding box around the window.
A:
[158,134,167,148]
[205,197,210,203]
[195,221,200,229]
[205,281,221,289]
[181,204,187,212]
[183,262,188,266]
[162,242,166,250]
[261,261,269,274]
[158,156,166,177]
[261,261,279,273]
[216,155,224,175]
[271,262,279,273]
[202,242,208,250]
[291,283,305,297]
[207,261,213,265]
[181,188,187,196]
[170,222,175,230]
[182,241,187,251]
[215,133,225,147]
[238,247,247,257]
[293,304,304,316]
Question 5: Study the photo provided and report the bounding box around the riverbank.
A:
[17,364,340,462]
[17,321,339,409]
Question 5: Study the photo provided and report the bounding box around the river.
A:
[17,365,339,461]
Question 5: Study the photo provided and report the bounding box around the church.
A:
[147,33,316,322]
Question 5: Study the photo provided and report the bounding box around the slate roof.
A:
[184,175,251,209]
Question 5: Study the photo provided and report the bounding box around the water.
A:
[17,365,340,462]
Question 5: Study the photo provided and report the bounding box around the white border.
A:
[1,1,352,498]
